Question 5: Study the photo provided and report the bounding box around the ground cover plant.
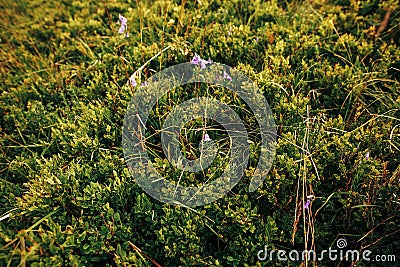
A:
[0,0,399,266]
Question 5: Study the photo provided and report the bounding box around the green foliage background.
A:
[0,0,399,266]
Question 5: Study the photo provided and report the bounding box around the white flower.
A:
[203,133,211,142]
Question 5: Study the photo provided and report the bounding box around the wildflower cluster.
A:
[190,54,233,82]
[190,53,212,69]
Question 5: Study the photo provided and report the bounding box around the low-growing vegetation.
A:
[1,0,399,266]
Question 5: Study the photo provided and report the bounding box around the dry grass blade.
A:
[376,9,392,36]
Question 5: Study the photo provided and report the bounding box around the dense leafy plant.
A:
[1,0,399,266]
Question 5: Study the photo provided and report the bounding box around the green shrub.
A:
[1,0,399,266]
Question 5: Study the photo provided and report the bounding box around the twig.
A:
[128,241,162,267]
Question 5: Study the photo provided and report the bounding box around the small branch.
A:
[128,241,162,267]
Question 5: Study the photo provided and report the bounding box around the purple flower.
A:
[119,14,127,24]
[129,74,137,87]
[191,54,212,69]
[119,24,126,34]
[191,54,200,65]
[304,200,311,209]
[199,59,207,69]
[365,152,370,160]
[223,71,232,81]
[140,81,148,87]
[203,133,211,142]
[118,14,128,36]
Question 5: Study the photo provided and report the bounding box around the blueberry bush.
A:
[1,0,399,266]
